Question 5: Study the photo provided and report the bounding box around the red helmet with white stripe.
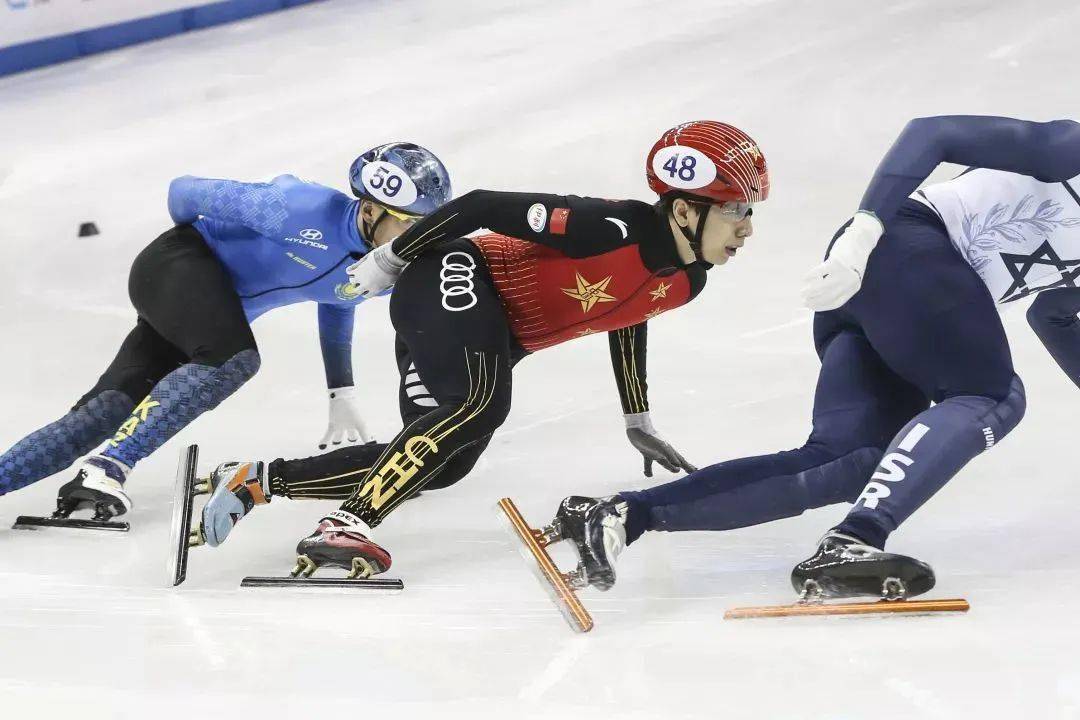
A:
[646,121,769,203]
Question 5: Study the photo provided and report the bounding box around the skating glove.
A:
[346,243,407,298]
[624,412,697,478]
[801,211,884,312]
[319,386,374,450]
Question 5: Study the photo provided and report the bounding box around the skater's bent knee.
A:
[208,348,261,377]
[1027,289,1080,330]
[192,338,260,369]
[990,375,1026,439]
[942,374,1026,447]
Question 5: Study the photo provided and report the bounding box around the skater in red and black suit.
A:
[197,122,770,580]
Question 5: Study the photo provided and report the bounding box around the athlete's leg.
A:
[832,201,1026,549]
[0,320,183,495]
[101,226,260,471]
[617,318,928,544]
[392,333,493,491]
[263,334,495,500]
[1026,287,1080,389]
[335,240,513,529]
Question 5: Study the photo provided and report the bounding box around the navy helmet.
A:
[349,142,451,217]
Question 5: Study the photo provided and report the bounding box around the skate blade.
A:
[12,516,129,532]
[724,597,970,620]
[240,576,404,590]
[166,444,200,587]
[496,497,594,633]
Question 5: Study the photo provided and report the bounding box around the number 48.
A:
[662,154,697,181]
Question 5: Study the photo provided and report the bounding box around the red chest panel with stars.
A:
[471,233,692,352]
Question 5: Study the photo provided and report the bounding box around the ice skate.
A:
[195,460,268,548]
[496,497,596,633]
[791,532,936,601]
[292,510,391,579]
[553,495,628,592]
[725,532,969,619]
[239,510,403,590]
[14,455,132,532]
[168,449,269,584]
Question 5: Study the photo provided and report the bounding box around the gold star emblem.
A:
[649,282,671,301]
[574,328,596,337]
[561,272,617,313]
[644,308,663,320]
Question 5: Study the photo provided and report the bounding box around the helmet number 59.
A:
[369,166,403,197]
[360,160,419,207]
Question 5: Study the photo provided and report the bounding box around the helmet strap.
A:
[678,201,710,262]
[362,204,391,249]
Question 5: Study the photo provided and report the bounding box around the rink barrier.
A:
[0,0,325,78]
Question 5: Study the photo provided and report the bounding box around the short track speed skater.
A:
[497,497,595,633]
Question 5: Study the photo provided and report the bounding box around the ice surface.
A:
[1,0,1080,717]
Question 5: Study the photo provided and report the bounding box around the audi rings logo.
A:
[440,251,477,312]
[299,228,323,241]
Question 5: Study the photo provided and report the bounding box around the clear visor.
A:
[715,201,753,219]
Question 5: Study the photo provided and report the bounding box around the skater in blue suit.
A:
[0,143,451,522]
[543,116,1080,602]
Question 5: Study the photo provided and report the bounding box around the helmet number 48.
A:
[662,154,697,182]
[650,146,716,191]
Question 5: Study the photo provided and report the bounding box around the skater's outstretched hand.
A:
[346,243,407,299]
[801,211,883,312]
[319,387,374,450]
[624,412,696,478]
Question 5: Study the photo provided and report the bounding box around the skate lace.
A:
[323,523,368,539]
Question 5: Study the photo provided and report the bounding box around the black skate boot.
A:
[292,510,392,580]
[553,496,628,591]
[791,532,936,602]
[56,456,133,521]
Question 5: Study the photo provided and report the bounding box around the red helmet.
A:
[646,121,770,203]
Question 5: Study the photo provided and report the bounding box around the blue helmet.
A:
[349,142,451,217]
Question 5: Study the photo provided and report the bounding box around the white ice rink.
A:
[2,0,1080,717]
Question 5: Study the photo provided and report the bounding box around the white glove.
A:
[801,211,884,312]
[346,243,407,299]
[318,386,374,450]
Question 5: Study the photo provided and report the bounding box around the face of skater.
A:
[668,198,754,266]
[358,199,418,247]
